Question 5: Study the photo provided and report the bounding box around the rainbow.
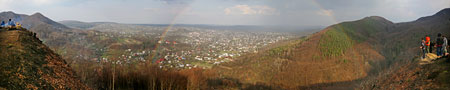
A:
[309,0,347,31]
[310,0,339,24]
[149,5,191,63]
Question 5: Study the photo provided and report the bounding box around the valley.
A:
[55,21,305,69]
[0,2,449,89]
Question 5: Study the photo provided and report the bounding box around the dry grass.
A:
[0,30,89,89]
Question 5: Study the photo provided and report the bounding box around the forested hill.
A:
[213,8,450,89]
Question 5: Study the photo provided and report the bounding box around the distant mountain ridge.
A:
[0,11,74,40]
[59,20,117,29]
[0,11,69,31]
[29,12,69,29]
[59,20,324,33]
[417,8,450,22]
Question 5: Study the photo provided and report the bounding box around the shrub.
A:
[7,43,13,48]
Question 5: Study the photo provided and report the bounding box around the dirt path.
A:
[363,53,450,90]
[419,53,446,65]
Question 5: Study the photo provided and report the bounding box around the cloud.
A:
[224,5,278,15]
[316,9,333,16]
[0,0,58,7]
[158,0,194,5]
[428,0,450,9]
[32,0,54,5]
[0,0,13,9]
[144,8,160,12]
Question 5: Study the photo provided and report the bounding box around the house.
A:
[156,58,165,64]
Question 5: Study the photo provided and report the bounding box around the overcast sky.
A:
[0,0,449,26]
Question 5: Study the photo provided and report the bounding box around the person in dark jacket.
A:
[436,33,444,56]
[0,21,5,28]
[430,41,435,53]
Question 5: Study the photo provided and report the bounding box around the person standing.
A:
[443,36,448,56]
[0,21,5,27]
[7,19,15,28]
[15,22,21,29]
[436,33,444,56]
[0,21,4,29]
[430,41,435,53]
[426,35,431,53]
[421,38,427,59]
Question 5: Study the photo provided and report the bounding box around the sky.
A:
[0,0,449,26]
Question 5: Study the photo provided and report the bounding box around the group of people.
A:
[0,19,22,30]
[421,33,448,59]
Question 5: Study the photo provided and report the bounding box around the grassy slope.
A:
[0,29,89,89]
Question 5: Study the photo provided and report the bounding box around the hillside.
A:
[362,54,450,89]
[358,7,450,89]
[381,8,450,62]
[214,8,450,89]
[0,29,89,89]
[213,16,393,89]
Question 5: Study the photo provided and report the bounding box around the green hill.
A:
[319,16,393,57]
[213,16,393,89]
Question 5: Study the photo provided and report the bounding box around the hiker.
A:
[426,35,431,53]
[7,19,15,29]
[448,36,450,55]
[0,21,5,28]
[430,41,435,53]
[436,33,444,56]
[0,21,3,29]
[444,36,448,56]
[15,22,21,29]
[421,38,427,59]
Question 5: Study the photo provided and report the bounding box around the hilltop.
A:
[0,29,89,89]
